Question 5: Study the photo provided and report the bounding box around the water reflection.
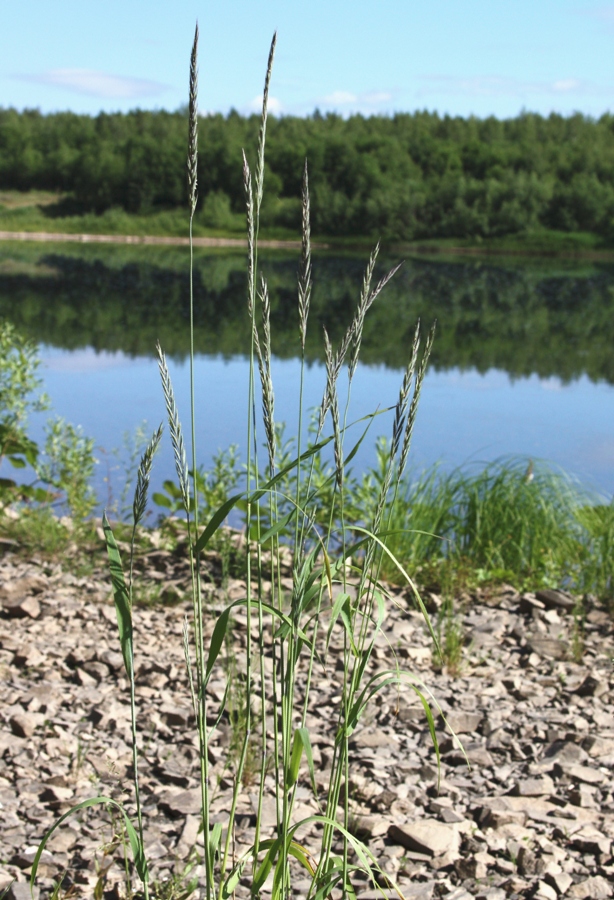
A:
[1,243,613,383]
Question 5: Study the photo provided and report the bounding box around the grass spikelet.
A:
[399,321,436,479]
[349,251,404,381]
[156,341,190,512]
[255,32,277,213]
[391,321,421,461]
[324,328,343,488]
[256,275,276,471]
[132,423,163,527]
[243,151,255,318]
[187,23,199,217]
[298,160,312,351]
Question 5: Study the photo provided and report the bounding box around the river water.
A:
[1,241,613,509]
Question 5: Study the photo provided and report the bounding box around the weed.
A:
[436,597,464,675]
[571,597,586,663]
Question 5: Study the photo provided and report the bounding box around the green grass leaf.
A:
[102,512,133,678]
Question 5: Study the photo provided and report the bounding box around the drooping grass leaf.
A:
[31,796,149,894]
[102,512,133,678]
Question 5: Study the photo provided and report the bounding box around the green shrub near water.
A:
[154,441,613,602]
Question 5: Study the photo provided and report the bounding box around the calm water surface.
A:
[1,242,613,506]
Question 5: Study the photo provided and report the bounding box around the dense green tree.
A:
[2,106,614,242]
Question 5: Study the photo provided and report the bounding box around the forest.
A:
[1,106,614,242]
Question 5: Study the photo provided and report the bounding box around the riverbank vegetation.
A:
[3,107,614,251]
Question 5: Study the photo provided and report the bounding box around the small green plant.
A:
[571,596,586,663]
[436,597,464,675]
[39,416,97,526]
[0,319,49,503]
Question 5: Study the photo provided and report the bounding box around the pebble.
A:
[0,549,612,900]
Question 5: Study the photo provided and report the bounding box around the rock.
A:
[39,785,74,804]
[535,589,576,611]
[10,846,52,868]
[570,827,611,857]
[175,814,200,859]
[157,787,202,817]
[442,711,483,734]
[538,740,589,768]
[388,820,461,858]
[6,884,40,900]
[517,845,538,876]
[561,764,605,785]
[12,645,45,667]
[526,638,568,659]
[534,882,558,900]
[582,735,614,758]
[567,875,613,899]
[545,871,573,895]
[1,595,41,619]
[9,712,43,738]
[574,675,608,697]
[512,775,555,797]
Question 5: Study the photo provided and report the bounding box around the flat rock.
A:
[512,775,555,797]
[157,787,202,817]
[9,712,44,738]
[567,876,613,899]
[444,711,483,734]
[6,884,40,900]
[388,819,460,858]
[1,595,41,619]
[535,588,576,611]
[526,637,568,659]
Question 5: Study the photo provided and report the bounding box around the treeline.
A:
[2,107,614,241]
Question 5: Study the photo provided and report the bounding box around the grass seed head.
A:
[187,23,199,217]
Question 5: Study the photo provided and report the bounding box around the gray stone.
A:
[157,787,202,817]
[545,871,573,895]
[9,712,43,738]
[534,882,558,900]
[1,595,41,619]
[582,734,614,758]
[388,820,460,858]
[7,884,40,900]
[535,589,576,611]
[526,638,568,659]
[567,876,613,899]
[517,845,538,877]
[512,775,555,797]
[570,827,611,857]
[442,711,483,734]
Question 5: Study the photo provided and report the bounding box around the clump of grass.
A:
[435,597,465,675]
[375,456,611,596]
[33,28,443,900]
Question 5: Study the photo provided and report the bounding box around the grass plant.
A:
[28,26,614,900]
[32,28,444,900]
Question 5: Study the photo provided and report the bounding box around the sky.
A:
[1,1,614,120]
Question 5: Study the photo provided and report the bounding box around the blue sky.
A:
[1,1,614,120]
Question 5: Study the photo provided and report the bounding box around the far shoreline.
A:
[2,228,614,260]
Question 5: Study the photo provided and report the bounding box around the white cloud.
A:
[416,74,605,99]
[317,88,394,115]
[362,91,393,105]
[249,94,283,115]
[552,79,581,92]
[322,90,358,105]
[18,69,168,99]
